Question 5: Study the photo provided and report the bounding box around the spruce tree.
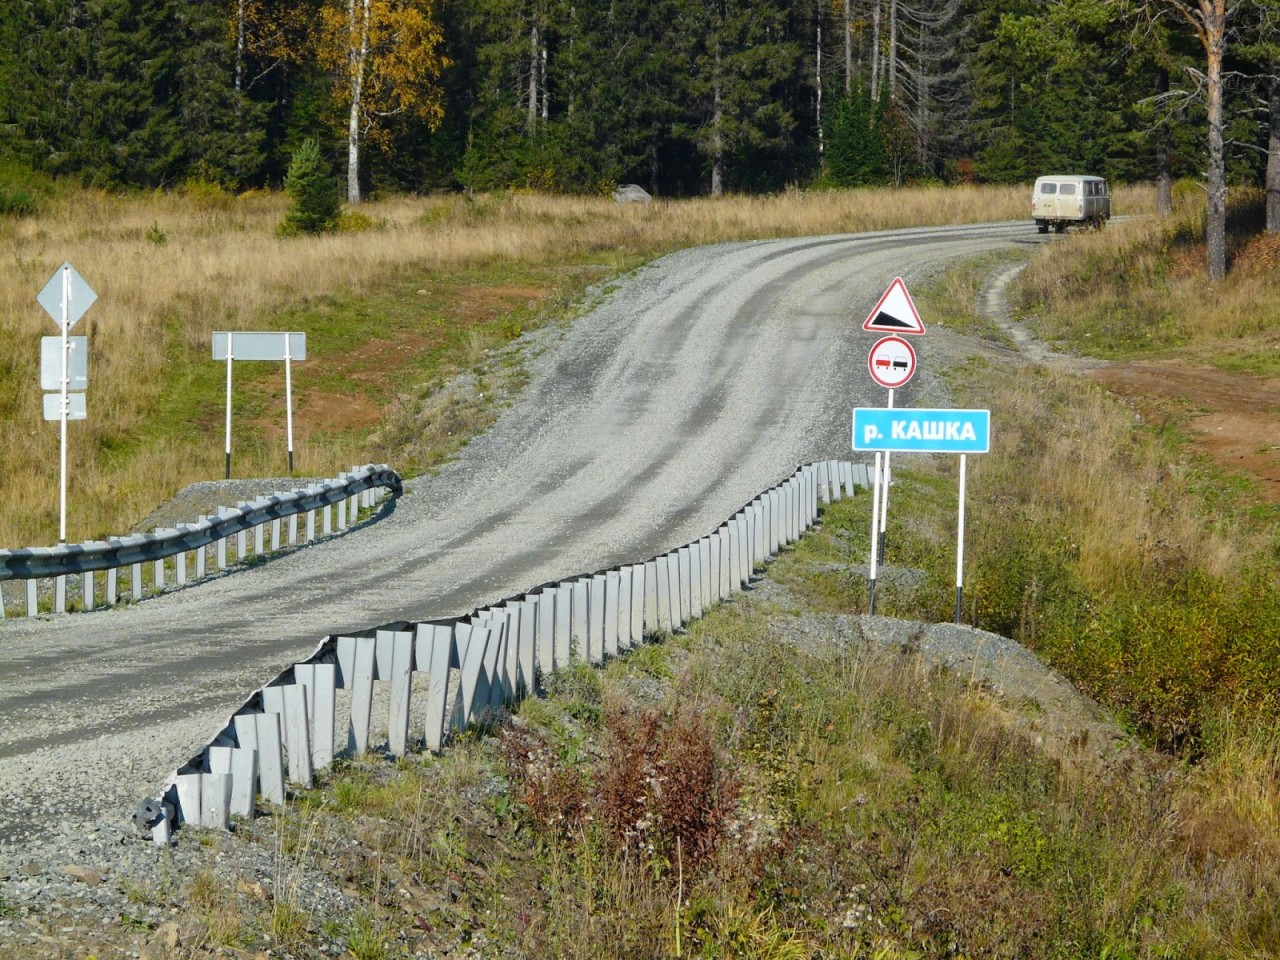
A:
[279,138,341,235]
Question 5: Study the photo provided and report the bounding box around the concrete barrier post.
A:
[416,624,457,753]
[630,564,645,645]
[655,556,673,632]
[519,598,537,695]
[271,518,282,551]
[689,545,704,619]
[535,593,554,680]
[699,538,713,606]
[387,631,414,757]
[347,636,376,755]
[26,580,37,617]
[604,571,621,657]
[234,711,285,806]
[83,571,94,612]
[677,547,693,622]
[106,567,117,606]
[555,583,573,667]
[666,552,683,628]
[643,560,658,636]
[55,575,66,613]
[254,523,265,556]
[131,563,143,601]
[571,580,589,662]
[709,533,723,602]
[588,575,606,664]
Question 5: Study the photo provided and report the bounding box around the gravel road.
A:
[0,220,1038,859]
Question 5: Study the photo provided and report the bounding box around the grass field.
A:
[0,182,1153,546]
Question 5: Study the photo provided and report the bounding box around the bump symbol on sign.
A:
[867,335,917,389]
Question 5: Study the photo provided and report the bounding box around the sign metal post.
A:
[37,261,96,544]
[224,332,234,479]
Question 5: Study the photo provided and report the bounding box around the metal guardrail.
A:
[0,464,402,617]
[142,459,870,842]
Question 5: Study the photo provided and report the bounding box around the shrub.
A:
[277,139,340,237]
[0,157,55,216]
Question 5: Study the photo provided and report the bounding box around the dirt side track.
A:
[0,221,1035,854]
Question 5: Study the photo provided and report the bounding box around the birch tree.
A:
[317,0,447,203]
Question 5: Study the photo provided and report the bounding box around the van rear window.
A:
[1041,183,1057,195]
[1060,183,1077,195]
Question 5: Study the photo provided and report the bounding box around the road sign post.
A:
[37,261,97,544]
[212,332,307,476]
[853,407,991,624]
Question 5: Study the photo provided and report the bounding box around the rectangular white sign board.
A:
[43,392,86,421]
[212,332,306,362]
[40,336,88,391]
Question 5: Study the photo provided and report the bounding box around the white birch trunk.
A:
[346,0,371,205]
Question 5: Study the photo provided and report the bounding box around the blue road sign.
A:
[853,408,990,454]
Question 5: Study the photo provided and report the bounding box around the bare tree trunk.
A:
[1155,67,1172,216]
[887,0,897,99]
[843,0,852,97]
[1268,64,1280,232]
[541,41,548,121]
[235,0,246,94]
[528,22,540,130]
[711,46,724,197]
[1205,0,1226,280]
[347,0,370,205]
[816,5,823,156]
[870,0,881,104]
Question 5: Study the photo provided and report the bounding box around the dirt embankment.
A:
[984,263,1280,500]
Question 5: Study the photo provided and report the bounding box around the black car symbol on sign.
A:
[891,359,909,370]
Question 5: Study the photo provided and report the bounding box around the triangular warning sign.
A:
[862,277,926,335]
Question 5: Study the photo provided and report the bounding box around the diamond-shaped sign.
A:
[37,261,97,331]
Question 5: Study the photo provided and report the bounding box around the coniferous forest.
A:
[0,0,1278,205]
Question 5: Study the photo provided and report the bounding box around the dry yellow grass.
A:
[0,182,1157,547]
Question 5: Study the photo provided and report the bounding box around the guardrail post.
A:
[643,560,658,636]
[194,535,206,579]
[336,499,348,531]
[105,567,117,606]
[54,576,66,613]
[616,568,633,651]
[288,513,299,546]
[306,509,316,543]
[688,546,704,619]
[699,538,713,606]
[348,495,358,527]
[26,580,37,617]
[83,571,94,612]
[322,504,333,535]
[175,550,187,587]
[131,563,142,601]
[254,522,265,556]
[271,518,282,552]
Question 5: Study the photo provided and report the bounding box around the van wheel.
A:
[1036,223,1049,234]
[1053,223,1066,234]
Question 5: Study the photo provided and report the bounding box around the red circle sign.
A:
[867,336,917,388]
